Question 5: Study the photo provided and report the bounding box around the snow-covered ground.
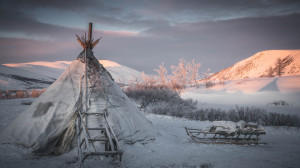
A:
[1,50,299,167]
[0,98,299,168]
[182,76,300,116]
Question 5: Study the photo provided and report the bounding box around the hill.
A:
[209,50,300,81]
[1,60,141,90]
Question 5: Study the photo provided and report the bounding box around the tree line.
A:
[129,58,204,92]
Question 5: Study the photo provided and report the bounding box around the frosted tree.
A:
[169,75,183,92]
[203,68,211,79]
[203,68,215,88]
[267,66,273,77]
[275,55,294,77]
[171,58,189,88]
[139,72,158,89]
[275,58,283,77]
[187,60,201,88]
[155,62,168,86]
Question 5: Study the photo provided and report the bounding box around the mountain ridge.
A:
[209,50,300,81]
[1,60,141,90]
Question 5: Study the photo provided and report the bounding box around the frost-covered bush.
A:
[125,87,300,127]
[263,112,299,127]
[268,100,289,106]
[0,89,45,99]
[184,106,299,127]
[125,87,197,115]
[205,80,215,88]
[235,106,266,123]
[126,87,181,108]
[151,99,197,118]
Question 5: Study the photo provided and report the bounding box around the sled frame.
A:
[185,126,266,145]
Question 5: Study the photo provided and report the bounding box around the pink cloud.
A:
[101,30,140,37]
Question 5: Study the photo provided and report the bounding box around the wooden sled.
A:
[185,123,266,145]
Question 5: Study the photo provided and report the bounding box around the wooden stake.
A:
[76,22,101,50]
[88,23,92,43]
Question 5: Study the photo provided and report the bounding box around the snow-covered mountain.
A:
[209,50,300,81]
[99,60,142,84]
[1,60,141,90]
[0,65,55,90]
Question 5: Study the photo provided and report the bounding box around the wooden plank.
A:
[91,37,102,49]
[76,117,83,163]
[84,112,104,115]
[76,34,87,49]
[188,134,265,145]
[78,112,91,152]
[104,125,115,152]
[104,109,122,151]
[88,23,92,43]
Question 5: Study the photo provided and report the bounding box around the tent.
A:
[0,24,156,160]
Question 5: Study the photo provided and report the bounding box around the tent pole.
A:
[85,48,88,126]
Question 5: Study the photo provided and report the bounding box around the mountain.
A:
[0,65,55,90]
[99,60,142,84]
[209,50,300,81]
[1,60,141,90]
[3,61,71,79]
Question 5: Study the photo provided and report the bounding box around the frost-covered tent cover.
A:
[0,49,156,155]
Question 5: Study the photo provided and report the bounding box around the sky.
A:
[0,0,300,74]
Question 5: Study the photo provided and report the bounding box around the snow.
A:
[3,61,72,69]
[210,50,300,80]
[183,76,300,116]
[1,49,300,167]
[102,60,142,85]
[0,99,300,168]
[0,60,85,149]
[0,65,54,90]
[1,59,141,89]
[0,50,155,157]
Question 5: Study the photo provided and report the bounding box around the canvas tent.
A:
[0,23,156,163]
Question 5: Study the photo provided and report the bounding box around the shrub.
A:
[125,87,197,114]
[205,80,215,88]
[268,100,289,106]
[125,87,300,127]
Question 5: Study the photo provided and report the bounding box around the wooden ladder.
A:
[76,108,123,167]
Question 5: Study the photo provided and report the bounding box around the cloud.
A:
[90,15,169,32]
[0,0,299,74]
[142,0,300,21]
[1,13,299,74]
[1,0,109,13]
[0,37,81,63]
[97,13,300,73]
[0,8,81,41]
[3,0,300,28]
